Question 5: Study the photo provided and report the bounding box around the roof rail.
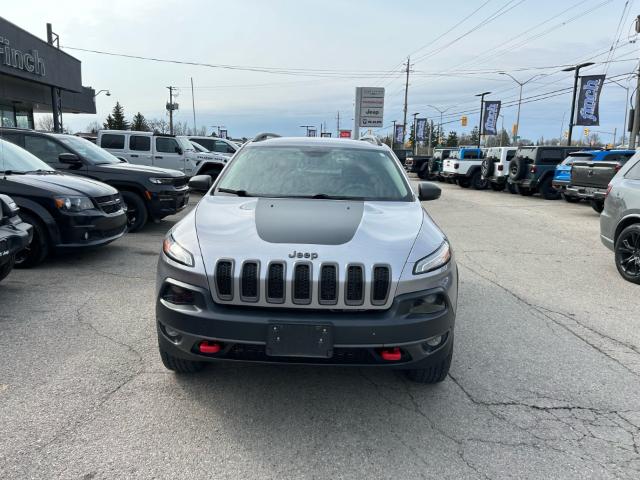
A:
[252,132,281,142]
[359,135,383,146]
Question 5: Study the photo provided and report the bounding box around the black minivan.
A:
[0,138,127,266]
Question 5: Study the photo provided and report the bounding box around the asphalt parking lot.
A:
[1,182,639,480]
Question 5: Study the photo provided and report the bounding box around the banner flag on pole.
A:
[416,118,428,141]
[576,75,606,126]
[482,101,501,135]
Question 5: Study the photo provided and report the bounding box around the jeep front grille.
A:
[293,264,312,304]
[212,260,392,309]
[215,260,233,300]
[346,265,364,305]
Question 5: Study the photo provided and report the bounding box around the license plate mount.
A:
[266,323,333,358]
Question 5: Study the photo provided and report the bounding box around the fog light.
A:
[425,335,443,347]
[84,232,90,240]
[165,325,180,337]
[409,294,446,314]
[162,284,196,305]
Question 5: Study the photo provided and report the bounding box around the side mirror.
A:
[188,175,213,191]
[117,156,128,163]
[418,182,441,201]
[0,193,19,218]
[176,146,184,155]
[58,152,82,166]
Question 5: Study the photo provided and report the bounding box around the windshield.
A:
[177,137,195,151]
[56,135,121,165]
[517,147,537,161]
[216,145,413,201]
[565,154,593,165]
[191,141,209,152]
[0,138,54,172]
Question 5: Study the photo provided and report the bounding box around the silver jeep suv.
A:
[156,135,458,383]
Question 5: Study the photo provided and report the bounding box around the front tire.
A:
[518,185,534,196]
[404,349,453,384]
[458,178,471,188]
[14,212,49,268]
[615,224,640,284]
[121,191,149,233]
[159,348,206,373]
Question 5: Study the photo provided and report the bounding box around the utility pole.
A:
[563,62,595,146]
[412,112,420,155]
[336,111,340,137]
[190,78,197,134]
[428,120,433,154]
[167,86,176,135]
[402,57,411,144]
[630,61,640,149]
[46,23,62,133]
[391,120,397,150]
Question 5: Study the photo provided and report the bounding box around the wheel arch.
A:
[615,214,640,243]
[11,197,59,245]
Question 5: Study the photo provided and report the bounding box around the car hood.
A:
[194,195,441,276]
[98,163,184,177]
[6,172,117,197]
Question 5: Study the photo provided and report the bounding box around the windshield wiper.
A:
[217,187,253,197]
[0,170,26,175]
[24,169,56,174]
[309,194,364,200]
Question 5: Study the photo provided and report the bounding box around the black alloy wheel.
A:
[615,224,640,284]
[120,191,148,233]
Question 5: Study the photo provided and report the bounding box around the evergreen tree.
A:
[131,112,149,131]
[469,126,480,144]
[446,131,458,147]
[104,102,130,130]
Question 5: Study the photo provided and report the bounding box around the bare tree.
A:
[85,121,101,134]
[36,116,55,132]
[148,118,169,134]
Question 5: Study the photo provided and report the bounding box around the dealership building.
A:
[0,16,95,130]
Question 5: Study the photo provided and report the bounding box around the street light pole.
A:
[562,62,595,146]
[299,125,314,137]
[499,73,544,143]
[93,90,111,98]
[609,77,632,146]
[475,92,491,149]
[427,105,452,147]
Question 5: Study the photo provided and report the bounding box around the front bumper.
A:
[0,221,32,263]
[565,185,606,200]
[55,209,127,248]
[156,279,456,369]
[147,186,190,220]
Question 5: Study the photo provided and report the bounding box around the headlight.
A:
[149,177,175,185]
[54,196,94,212]
[413,241,451,275]
[162,234,194,267]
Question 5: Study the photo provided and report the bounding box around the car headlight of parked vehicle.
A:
[162,233,194,267]
[149,177,176,185]
[54,196,95,212]
[413,241,451,274]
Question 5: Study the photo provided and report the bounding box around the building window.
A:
[0,105,16,128]
[15,108,33,129]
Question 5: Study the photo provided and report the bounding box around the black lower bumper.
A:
[55,210,127,248]
[156,280,455,369]
[147,187,189,220]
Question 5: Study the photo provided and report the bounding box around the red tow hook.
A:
[380,347,402,361]
[199,341,222,354]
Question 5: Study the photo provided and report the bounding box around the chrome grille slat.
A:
[215,260,234,300]
[345,265,364,306]
[240,261,259,302]
[319,264,338,305]
[267,262,285,303]
[292,263,312,304]
[371,265,391,305]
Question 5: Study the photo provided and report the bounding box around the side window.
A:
[23,136,70,164]
[605,153,633,163]
[212,140,233,153]
[0,132,24,147]
[130,135,151,151]
[192,138,214,151]
[156,137,179,153]
[506,151,515,162]
[101,134,125,149]
[540,150,563,162]
[625,159,640,180]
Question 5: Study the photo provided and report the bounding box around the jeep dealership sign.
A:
[0,17,82,92]
[355,87,385,128]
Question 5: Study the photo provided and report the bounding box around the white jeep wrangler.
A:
[441,147,487,189]
[481,147,518,192]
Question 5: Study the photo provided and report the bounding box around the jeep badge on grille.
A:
[289,250,318,260]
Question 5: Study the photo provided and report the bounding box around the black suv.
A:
[0,194,32,281]
[0,138,127,267]
[507,146,583,199]
[0,129,189,232]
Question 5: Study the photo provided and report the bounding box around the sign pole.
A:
[354,87,361,139]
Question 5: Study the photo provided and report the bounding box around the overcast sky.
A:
[3,0,639,142]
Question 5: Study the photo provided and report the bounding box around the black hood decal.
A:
[255,198,363,245]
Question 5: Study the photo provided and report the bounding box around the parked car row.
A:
[0,127,215,281]
[406,145,640,285]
